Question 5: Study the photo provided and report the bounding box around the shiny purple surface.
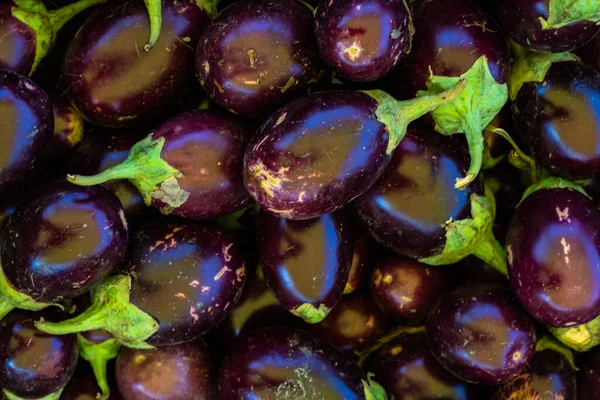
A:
[506,187,600,327]
[0,3,36,74]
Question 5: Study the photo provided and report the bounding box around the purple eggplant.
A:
[243,81,466,220]
[219,327,387,400]
[36,217,246,348]
[195,0,326,120]
[116,340,218,400]
[496,0,600,53]
[426,283,537,384]
[63,0,210,127]
[0,310,78,400]
[577,32,600,72]
[578,345,600,398]
[345,230,380,294]
[369,254,457,326]
[314,0,413,82]
[257,209,354,324]
[0,69,53,200]
[47,97,84,160]
[506,178,600,327]
[0,181,128,319]
[66,110,253,220]
[61,362,122,400]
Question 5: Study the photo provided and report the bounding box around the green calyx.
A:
[535,334,578,370]
[508,42,579,100]
[363,373,388,400]
[292,303,330,324]
[519,176,590,205]
[539,0,600,30]
[417,55,508,189]
[78,334,121,400]
[35,275,158,349]
[196,0,220,17]
[67,134,190,215]
[4,388,64,400]
[419,185,508,276]
[364,79,467,155]
[550,315,600,352]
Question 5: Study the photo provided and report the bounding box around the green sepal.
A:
[67,134,190,215]
[78,333,121,400]
[419,185,508,276]
[11,6,53,76]
[550,315,600,352]
[196,0,220,17]
[519,176,590,205]
[363,79,467,155]
[4,388,63,400]
[535,334,578,370]
[508,42,579,100]
[143,0,162,51]
[292,303,330,324]
[363,373,388,400]
[539,0,600,29]
[417,56,508,189]
[35,275,159,349]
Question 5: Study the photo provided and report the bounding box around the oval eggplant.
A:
[578,345,600,399]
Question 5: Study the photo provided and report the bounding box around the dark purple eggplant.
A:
[345,230,380,294]
[36,218,246,348]
[0,69,53,200]
[0,181,128,320]
[0,310,78,400]
[195,0,326,120]
[577,32,600,72]
[426,283,537,384]
[61,362,122,400]
[63,0,210,127]
[496,0,600,53]
[578,345,600,398]
[66,110,253,220]
[369,254,457,326]
[219,327,386,400]
[243,81,466,220]
[257,209,354,324]
[47,97,84,160]
[314,0,413,82]
[506,178,600,327]
[116,340,218,400]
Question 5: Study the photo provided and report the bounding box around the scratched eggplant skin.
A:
[123,217,246,346]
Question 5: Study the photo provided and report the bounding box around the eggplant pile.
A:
[0,0,599,399]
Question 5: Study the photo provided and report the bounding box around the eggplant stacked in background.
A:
[0,0,600,399]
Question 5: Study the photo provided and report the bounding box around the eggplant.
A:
[314,0,413,82]
[47,97,84,160]
[66,110,253,220]
[345,230,380,294]
[426,283,537,384]
[243,80,466,220]
[578,345,600,398]
[219,327,386,400]
[257,209,354,324]
[116,340,218,400]
[61,362,122,400]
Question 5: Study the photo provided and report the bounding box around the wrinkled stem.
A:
[36,303,106,335]
[48,0,106,32]
[455,110,483,189]
[143,0,162,51]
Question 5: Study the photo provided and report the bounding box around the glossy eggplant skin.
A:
[578,346,600,399]
[219,327,375,400]
[0,69,53,200]
[512,61,600,180]
[63,0,208,127]
[1,181,128,303]
[577,33,600,73]
[0,310,78,399]
[506,187,600,327]
[124,218,246,346]
[353,125,482,259]
[496,0,600,53]
[257,209,354,321]
[426,283,537,384]
[0,3,36,74]
[244,90,389,220]
[314,0,412,82]
[116,340,218,400]
[196,0,326,120]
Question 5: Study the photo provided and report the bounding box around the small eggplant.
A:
[116,340,218,400]
[345,229,380,294]
[66,110,253,220]
[219,327,387,400]
[0,181,128,319]
[257,209,354,324]
[578,345,600,398]
[243,80,467,220]
[61,362,122,400]
[314,0,413,82]
[426,283,537,384]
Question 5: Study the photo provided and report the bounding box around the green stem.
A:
[471,231,508,276]
[47,0,106,32]
[488,125,537,170]
[67,164,142,186]
[79,334,121,400]
[455,109,483,189]
[143,0,162,51]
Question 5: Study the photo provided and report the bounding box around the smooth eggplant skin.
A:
[61,362,122,400]
[369,254,457,325]
[116,340,218,400]
[1,181,128,303]
[427,283,537,385]
[496,0,600,53]
[512,61,600,180]
[353,125,482,259]
[124,218,246,346]
[314,0,412,82]
[0,310,78,399]
[0,3,36,74]
[0,69,53,200]
[578,346,600,399]
[195,0,326,120]
[63,0,208,128]
[257,209,354,322]
[219,327,377,400]
[244,90,389,220]
[577,33,600,73]
[506,187,600,327]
